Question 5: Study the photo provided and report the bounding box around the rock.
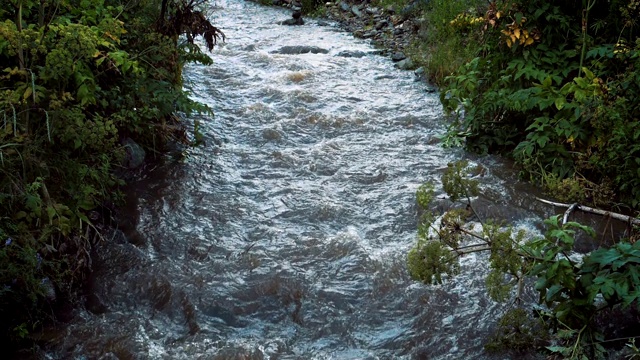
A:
[271,46,329,54]
[365,6,379,15]
[122,137,145,169]
[280,17,304,25]
[280,11,304,25]
[362,31,376,39]
[391,51,406,62]
[336,50,367,58]
[375,20,389,30]
[262,128,282,141]
[40,277,56,302]
[292,1,301,7]
[339,1,350,12]
[394,57,415,70]
[351,5,363,18]
[424,84,438,93]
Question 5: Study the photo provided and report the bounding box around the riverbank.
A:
[1,1,223,353]
[267,0,434,78]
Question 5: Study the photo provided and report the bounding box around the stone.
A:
[351,5,363,18]
[394,57,415,70]
[122,137,145,169]
[280,11,305,25]
[375,20,389,30]
[340,1,350,12]
[280,18,304,25]
[362,31,376,39]
[391,51,406,62]
[365,6,379,15]
[271,45,329,54]
[336,50,367,58]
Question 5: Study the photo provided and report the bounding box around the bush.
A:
[436,0,640,208]
[0,0,221,345]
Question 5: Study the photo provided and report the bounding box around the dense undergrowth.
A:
[399,0,640,357]
[0,0,221,348]
[425,0,640,210]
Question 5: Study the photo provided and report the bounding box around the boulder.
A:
[336,50,367,58]
[391,51,406,62]
[351,5,363,18]
[122,138,145,169]
[280,11,304,25]
[394,57,415,70]
[271,45,329,54]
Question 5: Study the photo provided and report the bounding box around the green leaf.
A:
[546,284,563,302]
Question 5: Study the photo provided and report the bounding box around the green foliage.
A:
[405,0,484,85]
[0,0,220,346]
[434,0,640,208]
[408,160,640,357]
[442,160,479,202]
[485,308,549,354]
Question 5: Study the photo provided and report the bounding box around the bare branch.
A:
[536,197,640,226]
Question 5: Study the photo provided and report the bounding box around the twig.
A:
[536,197,640,226]
[563,203,579,225]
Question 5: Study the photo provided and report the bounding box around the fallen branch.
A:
[536,197,640,226]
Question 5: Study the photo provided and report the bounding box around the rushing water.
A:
[40,1,566,359]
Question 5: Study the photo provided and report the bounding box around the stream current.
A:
[44,1,558,359]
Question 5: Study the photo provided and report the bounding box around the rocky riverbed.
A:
[268,0,432,76]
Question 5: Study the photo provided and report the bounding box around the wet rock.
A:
[122,138,145,169]
[425,84,438,93]
[391,51,406,62]
[336,50,367,58]
[375,19,389,30]
[394,57,415,70]
[279,11,304,25]
[271,45,329,54]
[365,6,379,15]
[339,1,350,12]
[280,17,304,25]
[262,128,282,141]
[351,5,363,18]
[41,277,56,302]
[362,31,376,39]
[86,292,109,314]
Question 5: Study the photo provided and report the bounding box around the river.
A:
[42,1,559,359]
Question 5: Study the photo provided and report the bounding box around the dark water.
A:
[41,1,572,359]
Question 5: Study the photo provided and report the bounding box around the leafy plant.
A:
[408,160,640,358]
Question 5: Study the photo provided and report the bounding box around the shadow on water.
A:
[38,1,636,359]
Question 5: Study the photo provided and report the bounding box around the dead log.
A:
[536,197,640,226]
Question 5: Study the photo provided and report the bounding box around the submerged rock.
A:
[122,137,145,169]
[394,57,415,70]
[336,50,367,58]
[279,11,305,25]
[271,45,329,54]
